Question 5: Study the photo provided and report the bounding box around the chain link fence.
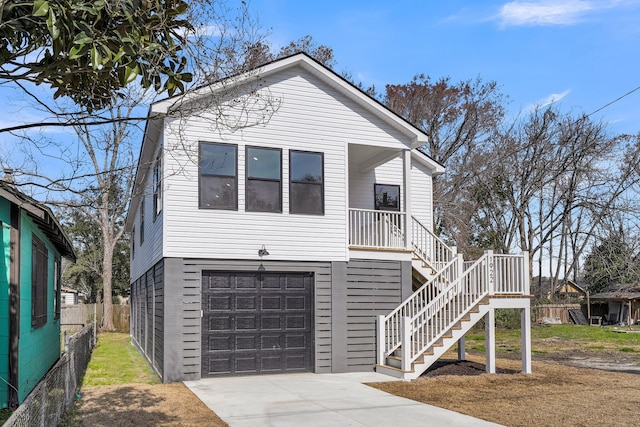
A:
[4,324,95,427]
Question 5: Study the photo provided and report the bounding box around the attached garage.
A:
[201,271,315,376]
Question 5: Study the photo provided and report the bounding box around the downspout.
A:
[8,203,20,408]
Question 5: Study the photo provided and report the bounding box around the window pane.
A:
[201,143,236,176]
[290,183,323,214]
[375,184,400,211]
[200,176,237,209]
[247,180,281,212]
[291,152,322,183]
[247,147,281,180]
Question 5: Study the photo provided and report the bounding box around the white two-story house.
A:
[126,53,531,383]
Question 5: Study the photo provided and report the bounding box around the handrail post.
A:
[485,250,494,295]
[377,315,385,365]
[401,316,411,371]
[522,251,530,295]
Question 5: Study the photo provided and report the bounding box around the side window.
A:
[31,234,48,328]
[290,150,324,215]
[54,256,61,320]
[139,197,145,245]
[246,146,282,213]
[199,142,238,209]
[131,226,135,260]
[153,154,162,218]
[374,184,400,211]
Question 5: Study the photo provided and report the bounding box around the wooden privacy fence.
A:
[61,304,130,333]
[534,304,581,324]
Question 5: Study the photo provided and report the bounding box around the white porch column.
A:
[403,149,412,249]
[521,307,532,373]
[485,309,496,373]
[457,337,466,361]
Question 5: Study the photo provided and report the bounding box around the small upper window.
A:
[199,142,238,210]
[246,146,282,213]
[139,197,145,245]
[374,184,400,211]
[290,150,324,215]
[153,154,162,218]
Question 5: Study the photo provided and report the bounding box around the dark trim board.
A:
[8,204,20,408]
[130,257,411,382]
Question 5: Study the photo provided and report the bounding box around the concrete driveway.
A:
[185,372,501,426]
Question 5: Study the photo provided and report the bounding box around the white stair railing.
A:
[377,217,463,363]
[412,217,456,271]
[380,255,463,360]
[378,250,530,371]
[406,253,493,367]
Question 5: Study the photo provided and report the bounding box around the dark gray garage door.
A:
[201,271,314,376]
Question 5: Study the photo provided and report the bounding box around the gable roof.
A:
[151,53,432,150]
[0,180,76,261]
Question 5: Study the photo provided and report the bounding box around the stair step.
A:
[375,364,414,374]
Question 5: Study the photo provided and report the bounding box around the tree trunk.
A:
[101,231,115,331]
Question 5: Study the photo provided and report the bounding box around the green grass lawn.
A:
[82,332,160,387]
[464,324,640,355]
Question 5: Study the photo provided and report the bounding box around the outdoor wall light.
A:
[258,245,269,257]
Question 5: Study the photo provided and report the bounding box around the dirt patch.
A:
[74,383,228,427]
[370,355,640,427]
[423,359,519,377]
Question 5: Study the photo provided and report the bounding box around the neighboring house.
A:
[126,53,531,383]
[61,286,80,305]
[589,284,640,325]
[555,280,587,300]
[0,180,75,409]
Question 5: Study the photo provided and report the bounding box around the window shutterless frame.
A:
[245,146,282,213]
[199,142,238,210]
[374,183,401,211]
[139,196,145,245]
[289,150,324,215]
[31,233,48,329]
[153,153,162,220]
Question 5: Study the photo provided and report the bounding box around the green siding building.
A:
[0,181,75,409]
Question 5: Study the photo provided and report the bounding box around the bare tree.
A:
[384,75,506,248]
[1,1,275,330]
[476,107,640,286]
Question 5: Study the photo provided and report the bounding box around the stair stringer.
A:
[411,258,437,283]
[376,300,492,380]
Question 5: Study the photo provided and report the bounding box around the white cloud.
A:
[526,89,571,111]
[496,0,621,27]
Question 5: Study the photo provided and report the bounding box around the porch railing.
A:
[349,208,406,249]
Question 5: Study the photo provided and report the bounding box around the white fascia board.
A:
[125,114,162,231]
[411,149,445,176]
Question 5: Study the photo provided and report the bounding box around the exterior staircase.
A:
[375,217,530,380]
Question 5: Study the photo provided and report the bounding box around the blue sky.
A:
[2,0,639,169]
[251,0,640,135]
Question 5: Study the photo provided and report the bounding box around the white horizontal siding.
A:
[411,160,434,229]
[130,149,164,281]
[349,156,404,210]
[160,65,422,262]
